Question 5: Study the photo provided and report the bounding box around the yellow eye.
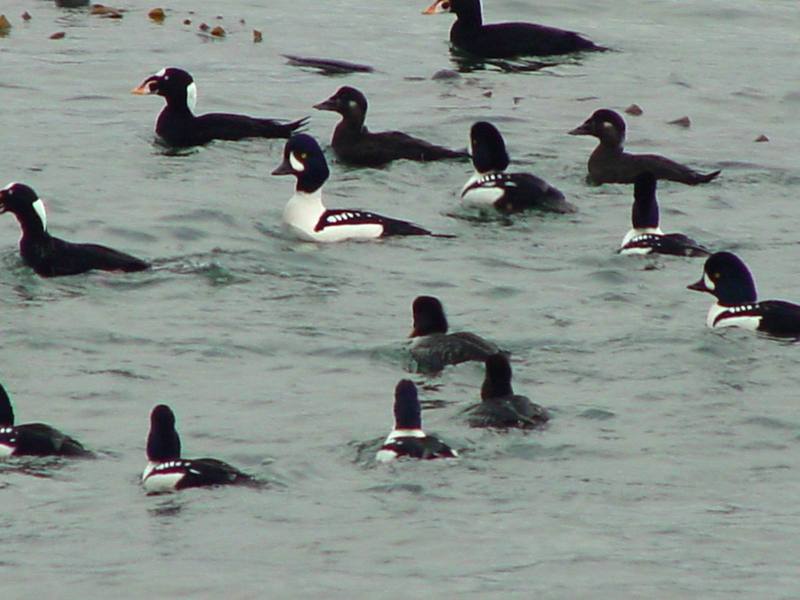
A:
[713,272,720,279]
[301,153,308,159]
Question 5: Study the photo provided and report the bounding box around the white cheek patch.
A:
[32,199,47,231]
[289,152,305,172]
[704,272,715,291]
[602,121,615,132]
[348,100,358,110]
[185,81,197,112]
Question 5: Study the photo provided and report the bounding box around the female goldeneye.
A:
[409,295,503,373]
[273,134,450,242]
[132,67,307,148]
[461,121,574,214]
[619,172,709,256]
[422,0,604,58]
[0,382,90,458]
[313,86,468,167]
[376,380,457,462]
[569,109,721,185]
[0,182,150,277]
[463,353,549,429]
[142,404,254,493]
[687,251,800,337]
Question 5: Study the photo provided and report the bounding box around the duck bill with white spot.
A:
[312,96,339,112]
[271,157,296,176]
[131,76,158,95]
[687,277,712,294]
[422,0,450,15]
[568,119,594,136]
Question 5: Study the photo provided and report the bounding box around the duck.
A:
[272,134,451,242]
[132,67,307,147]
[142,404,255,493]
[376,380,457,462]
[0,182,150,277]
[422,0,604,58]
[463,353,549,429]
[313,86,467,167]
[569,109,721,185]
[461,121,574,213]
[409,295,503,373]
[619,172,709,256]
[0,382,90,458]
[687,251,800,337]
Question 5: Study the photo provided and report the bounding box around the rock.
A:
[0,14,11,32]
[22,11,32,21]
[668,116,691,128]
[50,31,66,39]
[148,8,165,22]
[625,104,643,116]
[210,25,225,37]
[754,134,769,143]
[253,29,263,43]
[91,4,123,18]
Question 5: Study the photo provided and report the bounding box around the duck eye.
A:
[713,272,720,280]
[301,153,308,159]
[442,1,451,8]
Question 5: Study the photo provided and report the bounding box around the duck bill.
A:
[422,0,446,14]
[313,98,338,112]
[271,159,294,176]
[568,120,592,136]
[131,79,155,95]
[687,278,710,293]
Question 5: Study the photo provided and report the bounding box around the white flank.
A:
[186,81,197,112]
[460,171,504,206]
[706,303,760,331]
[620,227,663,249]
[282,190,382,243]
[32,199,47,231]
[0,443,15,458]
[142,461,185,493]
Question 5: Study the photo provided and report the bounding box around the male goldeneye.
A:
[688,251,800,337]
[0,182,150,277]
[463,353,549,429]
[422,0,604,58]
[569,109,721,185]
[273,134,450,242]
[461,121,574,213]
[376,380,457,462]
[0,382,90,458]
[132,67,307,147]
[409,295,503,373]
[619,172,709,256]
[313,86,467,167]
[142,404,254,493]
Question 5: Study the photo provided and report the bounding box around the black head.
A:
[688,251,758,305]
[470,121,510,173]
[481,353,514,400]
[393,379,422,430]
[631,172,659,229]
[147,404,181,462]
[313,86,368,121]
[0,182,48,234]
[132,67,197,111]
[423,0,482,23]
[411,296,449,337]
[271,134,330,194]
[569,109,626,146]
[0,383,14,427]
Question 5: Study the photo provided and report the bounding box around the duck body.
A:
[274,134,443,242]
[619,172,709,257]
[688,252,800,337]
[570,109,721,186]
[133,67,306,148]
[424,0,603,58]
[462,121,573,214]
[375,380,457,462]
[0,183,149,277]
[315,86,467,167]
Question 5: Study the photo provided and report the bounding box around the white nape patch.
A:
[384,428,426,444]
[375,448,399,463]
[155,67,167,77]
[707,303,760,331]
[703,272,715,291]
[31,199,47,231]
[185,81,197,112]
[620,227,663,252]
[289,152,305,173]
[0,442,15,458]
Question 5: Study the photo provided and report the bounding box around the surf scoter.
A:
[0,182,150,277]
[142,404,255,493]
[314,86,467,167]
[461,121,574,213]
[273,134,451,241]
[619,172,709,256]
[422,0,604,58]
[132,67,307,147]
[569,109,721,185]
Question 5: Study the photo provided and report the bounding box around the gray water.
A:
[1,0,800,597]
